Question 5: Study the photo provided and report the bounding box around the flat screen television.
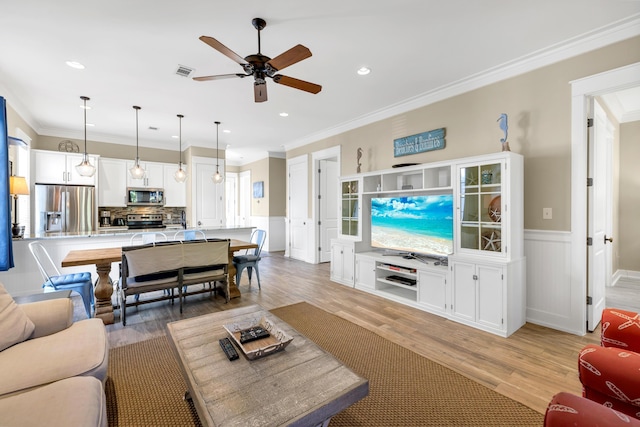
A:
[370,194,453,257]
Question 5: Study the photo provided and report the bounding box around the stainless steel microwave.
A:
[127,187,165,206]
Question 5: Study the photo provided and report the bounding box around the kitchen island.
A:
[3,226,254,299]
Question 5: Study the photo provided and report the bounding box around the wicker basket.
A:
[223,316,294,360]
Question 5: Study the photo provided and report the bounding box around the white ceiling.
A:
[1,1,639,165]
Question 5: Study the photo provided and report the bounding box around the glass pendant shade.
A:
[174,167,187,183]
[129,106,145,179]
[129,159,145,179]
[76,96,96,177]
[174,114,187,183]
[211,121,224,183]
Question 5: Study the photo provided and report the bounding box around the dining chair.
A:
[233,229,266,289]
[173,229,206,241]
[129,231,168,245]
[27,241,94,318]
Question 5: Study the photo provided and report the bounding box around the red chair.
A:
[578,308,640,420]
[544,392,640,427]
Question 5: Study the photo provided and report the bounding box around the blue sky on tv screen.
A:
[371,195,453,244]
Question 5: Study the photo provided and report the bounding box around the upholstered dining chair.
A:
[28,241,94,318]
[233,229,266,289]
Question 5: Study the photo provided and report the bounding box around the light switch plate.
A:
[543,207,552,220]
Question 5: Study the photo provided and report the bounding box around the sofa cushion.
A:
[0,318,108,396]
[544,392,640,427]
[0,281,35,352]
[46,271,92,287]
[0,376,107,427]
[602,308,640,353]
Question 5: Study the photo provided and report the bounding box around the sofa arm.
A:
[20,298,73,339]
[544,392,640,426]
[602,308,640,353]
[579,344,640,418]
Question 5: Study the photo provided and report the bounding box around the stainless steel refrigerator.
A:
[34,184,95,234]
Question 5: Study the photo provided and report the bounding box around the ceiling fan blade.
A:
[272,74,322,94]
[199,36,248,65]
[193,73,248,82]
[254,82,268,103]
[266,44,312,72]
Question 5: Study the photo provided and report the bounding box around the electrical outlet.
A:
[543,208,552,220]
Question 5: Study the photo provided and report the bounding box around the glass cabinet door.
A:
[459,162,503,253]
[340,179,359,237]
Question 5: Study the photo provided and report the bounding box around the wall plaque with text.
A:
[394,128,446,157]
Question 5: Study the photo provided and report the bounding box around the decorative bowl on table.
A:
[223,316,293,360]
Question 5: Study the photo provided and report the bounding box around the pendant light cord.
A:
[215,121,221,171]
[178,114,183,167]
[81,96,90,159]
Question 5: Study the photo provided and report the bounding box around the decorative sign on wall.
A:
[393,128,446,157]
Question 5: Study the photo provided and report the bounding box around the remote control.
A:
[219,337,239,361]
[239,326,271,344]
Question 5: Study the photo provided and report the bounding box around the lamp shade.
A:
[9,176,29,196]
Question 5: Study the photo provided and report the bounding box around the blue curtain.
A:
[0,97,14,270]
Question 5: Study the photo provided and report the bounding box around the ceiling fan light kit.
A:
[193,17,322,103]
[129,105,146,180]
[75,95,96,177]
[174,114,187,183]
[212,120,224,183]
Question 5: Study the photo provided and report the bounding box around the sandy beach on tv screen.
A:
[372,225,451,255]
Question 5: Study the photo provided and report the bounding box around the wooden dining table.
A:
[61,238,258,325]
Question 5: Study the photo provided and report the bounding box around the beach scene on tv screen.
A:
[371,195,453,256]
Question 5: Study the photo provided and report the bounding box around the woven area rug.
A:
[107,302,544,426]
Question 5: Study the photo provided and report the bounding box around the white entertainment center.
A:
[330,151,525,337]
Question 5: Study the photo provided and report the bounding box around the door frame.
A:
[570,61,640,335]
[311,146,341,264]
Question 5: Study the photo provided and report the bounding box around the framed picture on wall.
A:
[253,181,264,198]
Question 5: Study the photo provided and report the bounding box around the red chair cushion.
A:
[545,392,640,426]
[602,308,640,353]
[579,344,640,419]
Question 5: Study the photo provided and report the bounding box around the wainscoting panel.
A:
[247,216,286,252]
[524,230,584,334]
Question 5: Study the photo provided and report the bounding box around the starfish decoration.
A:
[489,207,502,222]
[466,175,478,186]
[482,231,501,251]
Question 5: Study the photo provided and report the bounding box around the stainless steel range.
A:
[127,214,166,229]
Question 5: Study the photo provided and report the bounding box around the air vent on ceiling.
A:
[175,65,194,78]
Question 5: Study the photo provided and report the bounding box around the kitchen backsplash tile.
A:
[98,206,186,226]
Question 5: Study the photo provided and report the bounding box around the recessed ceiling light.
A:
[171,135,179,139]
[86,123,95,127]
[357,67,371,75]
[279,112,289,117]
[223,129,231,133]
[66,61,85,70]
[226,144,231,149]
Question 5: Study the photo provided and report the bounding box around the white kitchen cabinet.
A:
[163,164,187,207]
[330,239,354,287]
[98,158,127,207]
[33,150,98,186]
[126,161,164,188]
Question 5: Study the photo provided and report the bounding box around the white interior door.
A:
[319,159,338,262]
[288,156,308,261]
[239,171,250,227]
[587,99,613,331]
[193,158,224,228]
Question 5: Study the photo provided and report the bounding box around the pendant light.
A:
[174,114,187,183]
[129,105,145,180]
[212,121,224,183]
[75,96,96,177]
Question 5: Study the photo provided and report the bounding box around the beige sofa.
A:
[0,282,109,427]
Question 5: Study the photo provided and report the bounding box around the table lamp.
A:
[9,175,29,238]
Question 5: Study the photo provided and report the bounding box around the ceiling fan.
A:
[193,18,322,103]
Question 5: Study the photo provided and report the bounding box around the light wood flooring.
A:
[106,251,604,415]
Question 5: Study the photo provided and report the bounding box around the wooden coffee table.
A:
[166,304,369,427]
